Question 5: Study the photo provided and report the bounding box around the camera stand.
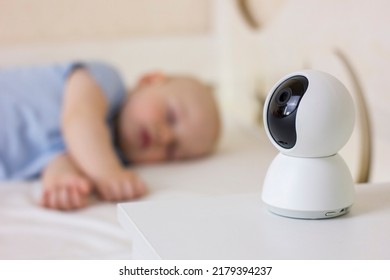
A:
[262,153,355,219]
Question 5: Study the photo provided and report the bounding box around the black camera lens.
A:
[268,76,308,118]
[276,88,292,105]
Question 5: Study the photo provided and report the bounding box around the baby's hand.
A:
[41,175,92,211]
[94,169,147,202]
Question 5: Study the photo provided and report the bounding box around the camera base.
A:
[265,204,352,220]
[262,153,355,220]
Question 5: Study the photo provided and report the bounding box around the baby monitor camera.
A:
[262,70,355,219]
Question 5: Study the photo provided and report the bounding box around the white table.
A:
[118,182,390,260]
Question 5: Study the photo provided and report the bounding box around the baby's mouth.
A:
[140,128,151,149]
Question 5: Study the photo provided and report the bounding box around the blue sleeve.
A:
[0,61,127,179]
[78,61,127,120]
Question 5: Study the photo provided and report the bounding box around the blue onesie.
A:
[0,61,126,180]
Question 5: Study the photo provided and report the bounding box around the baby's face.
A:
[117,76,219,163]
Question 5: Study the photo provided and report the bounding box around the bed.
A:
[1,0,390,260]
[0,119,276,259]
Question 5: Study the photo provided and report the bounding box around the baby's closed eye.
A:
[166,107,177,126]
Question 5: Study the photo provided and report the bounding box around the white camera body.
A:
[262,70,355,219]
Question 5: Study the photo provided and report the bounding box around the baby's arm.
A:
[61,68,146,201]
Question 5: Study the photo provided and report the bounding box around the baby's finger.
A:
[109,182,123,201]
[68,185,83,209]
[96,182,111,201]
[134,176,148,198]
[46,189,60,210]
[99,182,120,201]
[58,186,71,210]
[75,178,92,195]
[121,180,135,200]
[40,187,50,208]
[68,178,92,208]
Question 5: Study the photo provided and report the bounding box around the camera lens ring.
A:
[275,87,292,106]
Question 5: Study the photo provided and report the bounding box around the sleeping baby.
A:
[0,62,220,210]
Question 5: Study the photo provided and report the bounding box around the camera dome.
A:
[264,70,355,157]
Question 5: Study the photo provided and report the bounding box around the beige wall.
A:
[0,0,211,44]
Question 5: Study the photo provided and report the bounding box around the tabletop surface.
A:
[118,182,390,259]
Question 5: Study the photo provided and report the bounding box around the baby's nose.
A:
[158,125,174,145]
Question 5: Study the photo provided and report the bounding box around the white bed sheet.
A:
[0,182,133,259]
[0,122,276,259]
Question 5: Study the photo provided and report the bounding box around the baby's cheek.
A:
[138,149,167,163]
[133,101,165,122]
[144,109,165,123]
